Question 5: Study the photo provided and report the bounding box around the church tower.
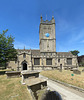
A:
[39,16,56,53]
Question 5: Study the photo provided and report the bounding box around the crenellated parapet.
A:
[40,15,55,24]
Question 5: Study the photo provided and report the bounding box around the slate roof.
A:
[31,50,40,56]
[57,52,73,57]
[16,49,40,56]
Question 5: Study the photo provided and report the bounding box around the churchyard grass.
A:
[0,75,32,100]
[40,68,84,89]
[79,67,84,71]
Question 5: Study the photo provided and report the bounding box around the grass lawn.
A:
[40,68,84,89]
[0,75,32,100]
[79,67,84,71]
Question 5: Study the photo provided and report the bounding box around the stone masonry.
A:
[7,16,78,71]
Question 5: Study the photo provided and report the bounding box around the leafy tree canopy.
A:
[0,29,17,68]
[70,50,80,56]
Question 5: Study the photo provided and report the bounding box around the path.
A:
[40,75,84,100]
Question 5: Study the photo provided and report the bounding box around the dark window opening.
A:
[34,58,40,65]
[67,58,72,65]
[23,63,27,70]
[46,58,52,65]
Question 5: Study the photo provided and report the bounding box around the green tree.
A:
[0,29,17,69]
[70,50,80,56]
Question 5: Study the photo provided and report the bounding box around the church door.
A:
[23,63,27,70]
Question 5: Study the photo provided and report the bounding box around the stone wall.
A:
[7,55,78,71]
[39,18,56,53]
[8,61,17,70]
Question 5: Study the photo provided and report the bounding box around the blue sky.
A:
[0,0,84,56]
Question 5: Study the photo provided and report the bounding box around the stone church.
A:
[8,16,78,71]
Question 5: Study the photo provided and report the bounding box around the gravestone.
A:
[21,71,47,100]
[27,78,47,100]
[59,64,62,72]
[82,69,84,72]
[5,71,21,78]
[73,69,81,75]
[27,78,47,91]
[21,71,40,84]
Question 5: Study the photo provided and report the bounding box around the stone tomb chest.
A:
[5,71,21,78]
[73,69,81,75]
[21,71,40,83]
[27,78,47,100]
[27,78,47,90]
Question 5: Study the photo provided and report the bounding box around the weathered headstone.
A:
[59,64,62,72]
[5,71,21,78]
[27,78,47,100]
[21,71,40,84]
[82,69,84,72]
[73,69,81,75]
[21,71,47,100]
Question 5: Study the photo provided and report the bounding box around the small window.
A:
[58,59,60,63]
[67,58,72,65]
[46,58,52,65]
[23,53,26,58]
[34,58,40,65]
